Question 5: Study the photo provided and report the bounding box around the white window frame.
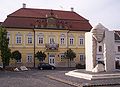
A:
[79,38,84,45]
[69,37,74,45]
[80,54,84,61]
[49,37,55,44]
[118,46,120,52]
[98,45,102,52]
[28,36,32,44]
[16,35,22,44]
[27,54,33,63]
[60,37,65,45]
[60,53,65,61]
[38,36,44,44]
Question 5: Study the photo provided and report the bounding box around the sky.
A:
[0,0,120,30]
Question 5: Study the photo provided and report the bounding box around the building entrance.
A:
[49,54,55,66]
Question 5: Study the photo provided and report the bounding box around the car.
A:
[38,63,55,70]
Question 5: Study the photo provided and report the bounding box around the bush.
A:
[76,63,85,69]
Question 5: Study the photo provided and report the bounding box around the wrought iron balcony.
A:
[45,43,59,50]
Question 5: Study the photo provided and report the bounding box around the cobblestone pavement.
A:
[46,70,120,87]
[0,69,74,87]
[1,68,120,87]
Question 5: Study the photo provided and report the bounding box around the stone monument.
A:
[65,23,120,80]
[85,23,115,72]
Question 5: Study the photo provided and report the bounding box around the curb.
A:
[46,75,83,87]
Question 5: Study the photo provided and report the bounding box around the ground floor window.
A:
[80,54,84,61]
[60,53,65,61]
[27,54,33,63]
[17,59,22,63]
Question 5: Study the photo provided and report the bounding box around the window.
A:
[80,54,84,61]
[17,59,21,63]
[116,57,119,59]
[60,37,65,45]
[7,33,10,44]
[28,37,32,44]
[47,17,56,28]
[8,36,10,44]
[60,54,65,61]
[98,46,102,52]
[16,36,22,44]
[27,54,33,63]
[118,46,120,52]
[69,38,74,45]
[49,38,54,44]
[38,33,44,44]
[27,33,33,44]
[38,37,44,44]
[79,38,84,45]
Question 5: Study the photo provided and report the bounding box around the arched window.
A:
[69,34,74,45]
[38,33,44,44]
[27,33,33,44]
[16,33,22,44]
[60,34,65,45]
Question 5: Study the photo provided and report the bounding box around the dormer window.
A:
[47,17,57,28]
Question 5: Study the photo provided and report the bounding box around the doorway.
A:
[49,54,55,66]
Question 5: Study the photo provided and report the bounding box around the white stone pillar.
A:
[103,31,115,71]
[85,32,94,71]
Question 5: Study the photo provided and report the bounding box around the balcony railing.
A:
[45,43,59,50]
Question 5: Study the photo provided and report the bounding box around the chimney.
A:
[23,3,26,8]
[71,7,74,12]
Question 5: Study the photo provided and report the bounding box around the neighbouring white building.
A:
[85,23,120,71]
[96,31,120,64]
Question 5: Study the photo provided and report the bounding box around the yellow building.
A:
[1,7,92,67]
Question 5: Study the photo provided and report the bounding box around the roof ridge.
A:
[22,8,87,20]
[20,7,74,13]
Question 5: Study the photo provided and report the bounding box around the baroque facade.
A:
[1,7,92,67]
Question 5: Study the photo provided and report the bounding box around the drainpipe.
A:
[33,28,35,68]
[67,30,69,67]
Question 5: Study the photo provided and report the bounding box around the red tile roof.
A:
[3,8,92,31]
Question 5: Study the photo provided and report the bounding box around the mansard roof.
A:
[3,8,92,31]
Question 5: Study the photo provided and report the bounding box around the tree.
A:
[64,49,76,67]
[35,51,46,63]
[0,26,11,68]
[11,50,21,62]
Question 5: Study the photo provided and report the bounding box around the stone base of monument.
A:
[65,69,120,80]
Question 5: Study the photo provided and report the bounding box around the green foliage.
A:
[64,49,76,67]
[11,50,21,61]
[64,49,76,61]
[35,51,46,62]
[0,26,11,68]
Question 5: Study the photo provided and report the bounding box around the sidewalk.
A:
[46,70,120,87]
